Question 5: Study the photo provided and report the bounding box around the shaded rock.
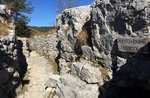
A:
[0,70,9,85]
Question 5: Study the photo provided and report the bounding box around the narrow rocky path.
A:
[16,38,52,98]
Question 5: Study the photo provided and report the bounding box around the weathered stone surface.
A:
[0,4,22,98]
[56,74,99,98]
[81,46,95,60]
[46,0,150,97]
[71,61,103,84]
[56,5,91,62]
[0,5,6,14]
[117,37,149,53]
[89,0,150,88]
[58,59,70,74]
[45,75,60,88]
[90,0,150,67]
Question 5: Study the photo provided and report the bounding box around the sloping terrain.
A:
[28,26,56,37]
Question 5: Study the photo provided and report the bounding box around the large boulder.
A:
[71,61,103,84]
[56,5,91,62]
[56,74,99,98]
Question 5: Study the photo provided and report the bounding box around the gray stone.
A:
[56,74,99,98]
[0,5,6,14]
[0,3,21,97]
[71,61,103,84]
[90,0,150,68]
[81,46,95,60]
[29,33,58,61]
[56,5,91,62]
[59,59,70,74]
[45,75,60,88]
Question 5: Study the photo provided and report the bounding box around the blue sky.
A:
[26,0,94,26]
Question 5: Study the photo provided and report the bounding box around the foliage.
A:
[56,0,79,14]
[3,0,33,37]
[15,15,30,37]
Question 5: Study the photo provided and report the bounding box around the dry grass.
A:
[76,21,91,46]
[99,67,110,79]
[48,58,59,74]
[29,27,56,38]
[77,28,88,45]
[0,19,9,36]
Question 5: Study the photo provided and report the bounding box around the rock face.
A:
[90,0,150,86]
[56,0,150,85]
[46,0,150,98]
[56,5,91,61]
[0,4,23,98]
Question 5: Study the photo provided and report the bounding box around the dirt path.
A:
[25,51,52,98]
[16,38,52,98]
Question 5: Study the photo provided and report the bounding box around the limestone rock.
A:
[56,5,91,62]
[45,75,60,88]
[58,59,70,74]
[71,61,103,84]
[56,74,99,98]
[81,46,95,60]
[90,0,150,87]
[0,5,6,14]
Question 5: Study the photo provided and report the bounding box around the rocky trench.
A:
[1,0,150,98]
[29,0,150,98]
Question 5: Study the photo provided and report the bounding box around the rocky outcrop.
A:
[45,0,150,98]
[90,0,150,87]
[56,5,91,61]
[0,3,23,98]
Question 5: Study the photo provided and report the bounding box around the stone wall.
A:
[0,4,23,98]
[29,33,58,61]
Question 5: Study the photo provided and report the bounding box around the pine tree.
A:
[4,0,33,37]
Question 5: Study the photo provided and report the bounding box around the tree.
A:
[3,0,33,37]
[56,0,79,14]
